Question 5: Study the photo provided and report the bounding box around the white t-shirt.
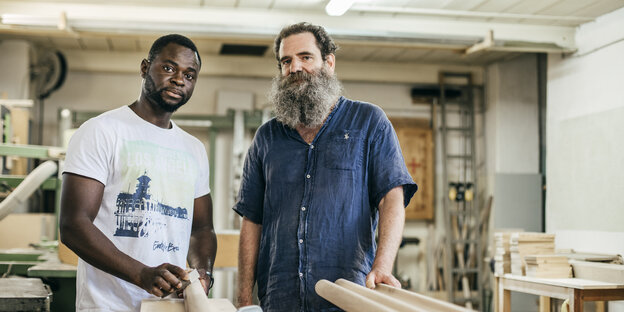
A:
[64,106,210,312]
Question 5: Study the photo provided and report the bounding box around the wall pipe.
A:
[0,160,57,221]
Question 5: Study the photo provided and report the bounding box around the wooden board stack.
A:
[509,232,555,275]
[524,255,571,278]
[494,232,512,275]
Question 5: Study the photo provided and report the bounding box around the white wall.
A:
[547,7,624,252]
[0,40,30,99]
[547,7,624,311]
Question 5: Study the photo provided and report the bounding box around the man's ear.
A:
[325,53,336,73]
[140,59,149,78]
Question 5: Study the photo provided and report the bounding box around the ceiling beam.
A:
[61,50,484,85]
[0,1,577,52]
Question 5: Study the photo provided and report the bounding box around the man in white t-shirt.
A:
[60,34,217,312]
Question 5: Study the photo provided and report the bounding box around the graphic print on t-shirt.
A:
[113,140,198,251]
[114,172,188,238]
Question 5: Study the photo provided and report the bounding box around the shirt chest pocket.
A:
[323,130,363,170]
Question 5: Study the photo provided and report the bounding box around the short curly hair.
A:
[274,22,338,69]
[148,34,201,67]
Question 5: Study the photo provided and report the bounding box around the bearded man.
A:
[234,22,418,312]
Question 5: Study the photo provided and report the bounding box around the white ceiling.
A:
[1,0,624,65]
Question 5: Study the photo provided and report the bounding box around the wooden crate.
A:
[390,118,434,220]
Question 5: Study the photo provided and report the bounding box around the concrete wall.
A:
[486,54,541,231]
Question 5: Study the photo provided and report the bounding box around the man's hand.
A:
[139,263,189,297]
[365,267,401,289]
[367,186,405,290]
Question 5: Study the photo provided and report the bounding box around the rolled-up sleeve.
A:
[368,117,418,208]
[233,134,265,225]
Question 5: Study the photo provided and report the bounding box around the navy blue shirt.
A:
[233,97,417,311]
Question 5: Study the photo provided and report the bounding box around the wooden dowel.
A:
[334,279,425,312]
[315,279,396,312]
[375,284,475,312]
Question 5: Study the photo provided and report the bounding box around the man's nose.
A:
[171,72,184,86]
[289,58,303,73]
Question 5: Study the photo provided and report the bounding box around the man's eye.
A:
[163,65,173,72]
[303,56,311,60]
[185,74,194,80]
[282,59,291,65]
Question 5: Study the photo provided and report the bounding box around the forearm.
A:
[60,216,146,287]
[237,218,261,307]
[188,226,217,274]
[372,186,405,273]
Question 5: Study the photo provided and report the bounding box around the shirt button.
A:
[310,144,314,149]
[301,207,306,211]
[299,239,303,244]
[299,272,303,278]
[306,174,311,179]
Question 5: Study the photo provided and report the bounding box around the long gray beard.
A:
[269,66,342,129]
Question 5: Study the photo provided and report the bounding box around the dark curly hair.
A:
[148,34,201,67]
[274,22,338,69]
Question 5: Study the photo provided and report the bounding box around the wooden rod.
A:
[315,279,397,312]
[334,279,425,312]
[375,284,475,312]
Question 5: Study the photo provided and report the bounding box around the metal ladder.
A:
[438,72,482,310]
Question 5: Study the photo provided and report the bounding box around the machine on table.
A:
[0,278,51,312]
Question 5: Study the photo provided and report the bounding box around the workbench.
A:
[495,274,624,312]
[28,261,77,312]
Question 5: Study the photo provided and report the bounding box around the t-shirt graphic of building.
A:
[114,172,188,237]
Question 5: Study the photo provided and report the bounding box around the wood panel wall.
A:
[390,118,434,220]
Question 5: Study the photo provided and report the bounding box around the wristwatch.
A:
[203,271,214,290]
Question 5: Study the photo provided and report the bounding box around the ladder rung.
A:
[441,72,471,78]
[452,268,479,274]
[445,127,471,132]
[447,154,472,159]
[451,239,479,244]
[449,209,477,215]
[452,296,481,304]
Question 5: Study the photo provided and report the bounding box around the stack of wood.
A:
[524,255,571,278]
[493,232,512,275]
[509,232,555,275]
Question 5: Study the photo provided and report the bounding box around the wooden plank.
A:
[498,279,511,312]
[58,239,79,265]
[501,277,571,300]
[503,274,624,290]
[8,107,29,175]
[571,260,624,284]
[580,288,624,301]
[539,296,551,312]
[389,118,433,220]
[0,213,55,249]
[571,289,582,312]
[214,232,238,268]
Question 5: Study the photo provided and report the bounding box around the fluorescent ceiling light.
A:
[1,14,57,27]
[325,0,357,17]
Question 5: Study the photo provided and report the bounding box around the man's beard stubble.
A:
[269,66,342,129]
[144,74,188,113]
